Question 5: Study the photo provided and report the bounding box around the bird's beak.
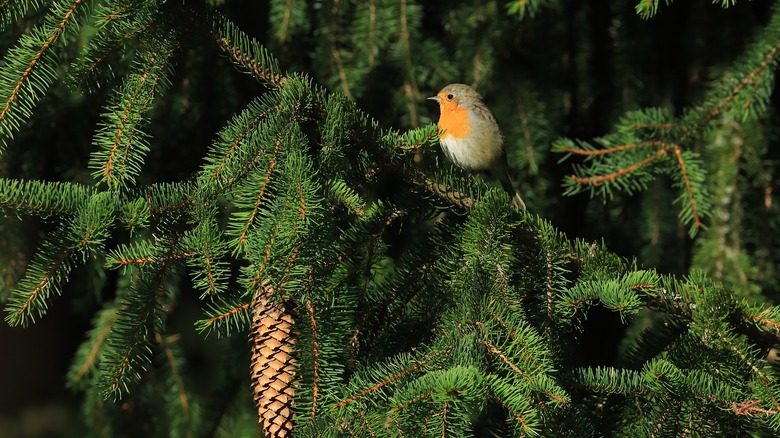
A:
[427,95,441,102]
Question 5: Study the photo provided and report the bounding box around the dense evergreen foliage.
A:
[1,0,779,436]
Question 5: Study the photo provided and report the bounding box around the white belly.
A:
[440,134,498,172]
[441,135,475,170]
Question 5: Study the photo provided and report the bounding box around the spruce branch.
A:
[617,315,687,370]
[0,0,47,31]
[392,390,433,413]
[70,0,159,90]
[485,307,545,374]
[5,192,115,326]
[141,181,198,217]
[0,179,91,217]
[506,0,548,20]
[0,0,88,153]
[4,243,75,326]
[355,254,440,346]
[305,300,320,422]
[196,295,251,337]
[324,2,352,99]
[614,273,780,349]
[231,128,285,250]
[558,270,654,321]
[274,0,292,43]
[270,0,294,43]
[333,348,450,410]
[483,322,569,405]
[348,232,378,356]
[203,8,287,88]
[723,399,779,419]
[246,220,282,292]
[485,337,536,383]
[155,332,197,438]
[742,305,780,341]
[199,96,279,188]
[635,0,664,19]
[388,365,489,432]
[635,0,738,20]
[102,1,134,21]
[571,367,648,396]
[490,388,536,435]
[106,239,195,268]
[99,261,174,400]
[180,215,229,298]
[718,333,778,402]
[326,179,366,216]
[555,119,711,236]
[568,147,667,185]
[68,304,120,388]
[699,38,780,123]
[416,169,475,209]
[109,251,195,267]
[90,28,179,188]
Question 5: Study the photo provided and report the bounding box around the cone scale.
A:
[250,284,296,437]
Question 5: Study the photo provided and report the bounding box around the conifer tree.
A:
[1,1,779,437]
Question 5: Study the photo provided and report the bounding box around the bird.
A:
[427,83,526,210]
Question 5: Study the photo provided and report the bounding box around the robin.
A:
[428,83,526,210]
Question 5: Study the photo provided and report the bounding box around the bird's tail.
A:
[497,166,527,211]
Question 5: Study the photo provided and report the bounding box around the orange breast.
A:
[438,101,472,140]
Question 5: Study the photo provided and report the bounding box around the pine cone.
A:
[250,283,296,437]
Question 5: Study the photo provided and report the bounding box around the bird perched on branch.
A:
[428,83,526,210]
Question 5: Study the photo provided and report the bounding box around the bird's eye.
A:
[446,94,454,101]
